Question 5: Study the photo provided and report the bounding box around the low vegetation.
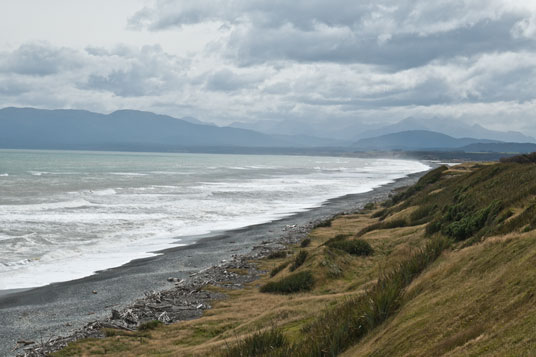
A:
[326,238,373,256]
[289,250,308,271]
[260,271,315,294]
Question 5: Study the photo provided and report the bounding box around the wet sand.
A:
[0,170,426,356]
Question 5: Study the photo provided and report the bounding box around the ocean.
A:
[0,149,429,290]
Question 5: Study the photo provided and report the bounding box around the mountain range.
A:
[0,107,341,151]
[1,107,535,154]
[231,116,535,143]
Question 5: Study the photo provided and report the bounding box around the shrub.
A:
[364,202,375,210]
[327,239,373,256]
[267,251,287,259]
[300,238,311,248]
[260,271,315,294]
[221,327,289,357]
[444,200,503,240]
[138,320,162,331]
[315,219,332,228]
[289,250,308,271]
[270,262,289,277]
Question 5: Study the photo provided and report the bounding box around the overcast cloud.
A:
[1,0,536,134]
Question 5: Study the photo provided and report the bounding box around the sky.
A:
[1,0,536,134]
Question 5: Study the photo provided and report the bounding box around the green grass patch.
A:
[260,271,315,294]
[300,238,311,248]
[326,239,373,256]
[221,327,289,357]
[267,250,287,259]
[289,250,308,272]
[270,261,289,277]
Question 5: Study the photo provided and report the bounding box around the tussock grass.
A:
[300,238,311,248]
[266,251,287,259]
[326,239,373,256]
[260,271,315,294]
[269,262,289,277]
[289,250,308,271]
[357,218,407,237]
[138,320,163,331]
[221,327,288,357]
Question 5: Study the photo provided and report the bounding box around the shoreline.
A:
[0,169,430,356]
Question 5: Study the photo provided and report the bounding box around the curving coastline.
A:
[0,168,430,356]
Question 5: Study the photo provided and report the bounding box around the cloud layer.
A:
[1,0,536,135]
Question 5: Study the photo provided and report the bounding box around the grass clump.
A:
[266,251,287,259]
[300,238,311,248]
[289,250,308,272]
[221,327,289,357]
[357,218,407,237]
[260,271,315,294]
[326,239,373,256]
[138,320,163,331]
[363,202,375,210]
[315,219,332,228]
[270,262,289,277]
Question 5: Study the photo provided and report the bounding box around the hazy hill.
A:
[353,130,499,150]
[229,118,379,141]
[357,117,535,143]
[0,107,343,151]
[230,116,535,143]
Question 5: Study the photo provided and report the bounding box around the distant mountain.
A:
[358,117,535,143]
[353,130,500,151]
[229,118,379,141]
[460,142,536,154]
[0,108,343,151]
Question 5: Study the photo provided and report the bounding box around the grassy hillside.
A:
[54,159,536,356]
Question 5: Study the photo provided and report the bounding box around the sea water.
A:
[0,150,429,289]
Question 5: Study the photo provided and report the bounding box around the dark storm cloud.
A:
[129,1,536,69]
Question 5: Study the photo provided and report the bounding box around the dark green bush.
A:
[221,327,289,357]
[289,250,308,271]
[270,262,289,277]
[260,271,315,294]
[364,202,375,210]
[315,219,332,228]
[444,200,503,240]
[300,238,311,248]
[138,320,163,331]
[267,251,287,259]
[327,239,373,256]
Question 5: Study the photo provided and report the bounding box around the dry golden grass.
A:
[53,211,427,357]
[343,231,536,357]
